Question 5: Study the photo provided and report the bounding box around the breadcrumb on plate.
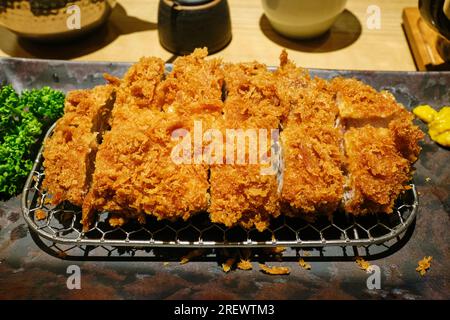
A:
[298,258,311,270]
[259,264,290,275]
[180,249,206,265]
[355,257,371,271]
[237,259,253,270]
[416,256,432,276]
[35,209,47,221]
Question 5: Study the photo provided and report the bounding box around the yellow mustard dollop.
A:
[413,105,450,147]
[413,105,438,123]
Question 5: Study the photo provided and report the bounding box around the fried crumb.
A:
[259,264,290,275]
[222,257,236,273]
[356,257,371,271]
[302,251,311,256]
[180,249,205,265]
[35,209,47,221]
[298,258,311,270]
[425,177,431,182]
[416,256,432,276]
[57,251,67,258]
[273,247,286,254]
[237,259,253,271]
[44,197,52,205]
[109,215,126,227]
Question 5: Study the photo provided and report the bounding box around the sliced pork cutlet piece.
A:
[330,77,424,162]
[343,126,411,215]
[330,77,405,127]
[223,61,289,128]
[82,110,210,230]
[109,56,166,124]
[157,48,224,117]
[208,117,280,232]
[280,124,344,216]
[43,85,115,206]
[274,51,343,216]
[209,163,280,232]
[207,61,289,231]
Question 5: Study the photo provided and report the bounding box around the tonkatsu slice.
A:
[43,85,115,206]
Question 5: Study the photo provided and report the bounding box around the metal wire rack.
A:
[21,126,419,249]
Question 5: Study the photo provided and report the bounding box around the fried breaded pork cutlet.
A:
[157,47,224,117]
[82,110,209,229]
[82,50,223,230]
[330,77,423,162]
[329,77,423,214]
[275,52,344,215]
[222,61,289,128]
[208,61,286,231]
[343,126,411,214]
[108,56,166,123]
[208,118,280,231]
[43,85,115,206]
[281,124,344,215]
[42,49,424,233]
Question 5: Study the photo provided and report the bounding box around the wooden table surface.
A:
[0,0,418,71]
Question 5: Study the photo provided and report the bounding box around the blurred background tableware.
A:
[158,0,232,55]
[419,0,450,40]
[261,0,348,39]
[419,0,450,60]
[0,0,117,42]
[403,0,450,70]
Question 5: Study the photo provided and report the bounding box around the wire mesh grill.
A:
[21,127,418,249]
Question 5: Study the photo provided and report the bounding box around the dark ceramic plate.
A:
[1,57,449,258]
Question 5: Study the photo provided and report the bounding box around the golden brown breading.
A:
[82,52,221,230]
[389,115,424,163]
[157,47,224,116]
[330,77,424,162]
[82,110,209,229]
[208,116,280,231]
[107,56,165,128]
[343,126,411,214]
[275,52,343,215]
[43,85,115,206]
[281,124,344,215]
[223,62,289,126]
[209,164,280,232]
[208,61,286,231]
[330,77,404,124]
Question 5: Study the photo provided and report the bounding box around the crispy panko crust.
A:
[223,61,289,127]
[343,126,411,214]
[208,60,286,231]
[330,77,404,122]
[209,164,280,232]
[330,77,424,162]
[208,116,280,231]
[82,51,225,229]
[276,51,343,215]
[281,124,344,215]
[42,49,424,232]
[109,56,165,124]
[389,115,424,163]
[82,111,209,229]
[157,47,224,116]
[43,85,115,206]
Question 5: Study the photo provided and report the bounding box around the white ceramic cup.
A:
[261,0,348,39]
